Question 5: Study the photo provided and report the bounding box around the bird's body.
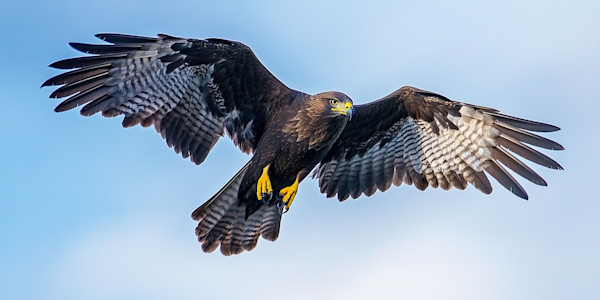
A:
[234,91,352,217]
[44,33,563,255]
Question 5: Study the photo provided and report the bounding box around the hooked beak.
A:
[332,102,354,120]
[346,104,353,120]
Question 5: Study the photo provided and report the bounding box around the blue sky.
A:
[1,0,598,299]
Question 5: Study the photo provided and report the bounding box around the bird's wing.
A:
[314,86,563,201]
[43,34,297,164]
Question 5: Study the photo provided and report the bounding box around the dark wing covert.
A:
[315,86,564,201]
[43,33,297,164]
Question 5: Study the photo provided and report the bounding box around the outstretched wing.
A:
[315,86,563,201]
[43,34,298,164]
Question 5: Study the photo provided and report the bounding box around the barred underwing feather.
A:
[42,65,111,87]
[485,112,561,132]
[348,157,362,198]
[334,160,352,201]
[69,42,142,55]
[484,161,528,199]
[491,147,547,186]
[359,148,375,196]
[320,160,337,194]
[463,166,493,194]
[46,33,295,164]
[315,86,563,200]
[166,59,186,74]
[54,87,111,112]
[49,74,108,98]
[496,136,563,170]
[95,33,159,44]
[495,123,564,150]
[49,54,127,69]
[372,146,387,192]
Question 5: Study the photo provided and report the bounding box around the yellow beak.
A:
[345,102,354,120]
[332,102,354,120]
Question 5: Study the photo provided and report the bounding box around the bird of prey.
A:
[43,33,563,256]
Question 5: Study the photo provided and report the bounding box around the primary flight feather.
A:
[43,33,563,256]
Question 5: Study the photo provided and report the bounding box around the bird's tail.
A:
[191,162,282,255]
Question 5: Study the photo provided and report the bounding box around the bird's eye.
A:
[330,99,339,106]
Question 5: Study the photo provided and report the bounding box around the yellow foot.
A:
[256,165,273,202]
[278,176,299,213]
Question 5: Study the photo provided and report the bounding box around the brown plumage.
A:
[44,34,563,256]
[192,92,353,255]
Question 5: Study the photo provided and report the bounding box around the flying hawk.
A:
[43,33,563,256]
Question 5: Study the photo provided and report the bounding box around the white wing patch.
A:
[380,112,492,183]
[316,104,526,200]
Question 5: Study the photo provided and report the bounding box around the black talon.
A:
[260,191,274,204]
[276,197,289,214]
[261,193,269,204]
[277,203,289,214]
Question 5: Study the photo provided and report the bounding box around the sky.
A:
[1,0,599,299]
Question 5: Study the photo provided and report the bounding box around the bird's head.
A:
[314,91,354,120]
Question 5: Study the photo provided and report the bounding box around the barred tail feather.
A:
[191,162,283,255]
[242,206,266,251]
[260,206,282,241]
[192,164,248,238]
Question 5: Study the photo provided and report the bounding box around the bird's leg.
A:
[256,165,273,203]
[278,175,300,214]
